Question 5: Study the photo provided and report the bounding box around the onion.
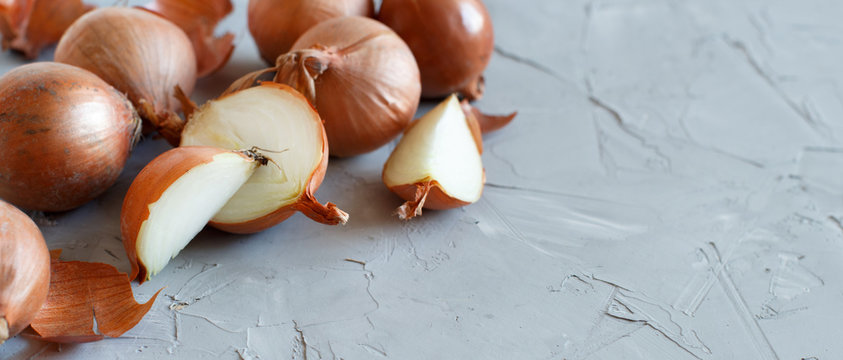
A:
[379,0,494,100]
[122,146,267,282]
[55,7,197,146]
[0,0,92,58]
[248,0,374,65]
[229,16,421,157]
[383,95,485,219]
[0,199,50,345]
[181,82,348,233]
[142,0,235,77]
[0,62,141,212]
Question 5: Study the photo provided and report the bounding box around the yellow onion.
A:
[248,0,374,65]
[379,0,494,100]
[229,16,421,157]
[55,7,196,146]
[0,62,141,212]
[0,199,50,345]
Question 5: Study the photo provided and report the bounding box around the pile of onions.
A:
[248,0,374,65]
[0,62,140,212]
[379,0,494,100]
[229,16,421,157]
[55,7,196,146]
[0,199,50,345]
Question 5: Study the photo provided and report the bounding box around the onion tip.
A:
[396,181,433,220]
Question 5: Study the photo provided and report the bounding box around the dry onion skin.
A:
[181,82,348,234]
[28,250,162,343]
[55,7,197,146]
[0,200,50,345]
[229,16,421,157]
[379,0,494,100]
[460,99,517,134]
[248,0,374,65]
[0,62,141,212]
[383,95,485,219]
[0,0,92,58]
[142,0,235,77]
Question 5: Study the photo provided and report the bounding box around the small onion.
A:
[248,0,374,65]
[55,7,197,146]
[379,0,494,100]
[229,16,421,157]
[0,199,50,345]
[0,62,141,212]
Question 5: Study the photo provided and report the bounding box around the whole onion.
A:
[379,0,494,100]
[55,7,196,146]
[0,62,141,212]
[229,16,421,157]
[248,0,374,65]
[0,199,50,344]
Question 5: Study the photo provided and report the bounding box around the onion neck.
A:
[459,75,486,101]
[137,99,184,147]
[0,317,8,345]
[274,48,338,105]
[294,192,349,225]
[396,181,433,220]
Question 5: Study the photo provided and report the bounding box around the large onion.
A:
[248,0,374,65]
[379,0,494,100]
[229,16,421,157]
[0,62,141,212]
[0,0,92,58]
[55,7,196,146]
[0,199,50,345]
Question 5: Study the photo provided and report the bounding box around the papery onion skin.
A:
[388,179,472,219]
[122,146,254,282]
[0,0,93,58]
[54,7,196,146]
[142,0,235,77]
[379,0,494,100]
[0,199,50,344]
[0,62,141,212]
[279,16,421,157]
[248,0,374,65]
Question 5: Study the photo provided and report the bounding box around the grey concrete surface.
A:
[1,0,842,358]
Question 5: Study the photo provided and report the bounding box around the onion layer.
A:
[248,0,374,65]
[229,16,421,157]
[379,0,494,100]
[0,62,141,212]
[55,7,197,146]
[0,199,50,344]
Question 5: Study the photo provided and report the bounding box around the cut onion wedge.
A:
[383,94,485,219]
[180,82,348,234]
[122,146,265,282]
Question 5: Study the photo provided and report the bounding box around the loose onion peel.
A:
[0,0,92,58]
[28,250,162,343]
[142,0,235,77]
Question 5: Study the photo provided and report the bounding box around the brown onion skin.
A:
[204,83,339,234]
[54,7,196,141]
[248,0,374,65]
[0,62,141,212]
[122,146,254,282]
[0,199,50,342]
[388,180,471,211]
[282,16,421,157]
[378,0,494,100]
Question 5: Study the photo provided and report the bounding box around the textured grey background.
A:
[2,0,843,358]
